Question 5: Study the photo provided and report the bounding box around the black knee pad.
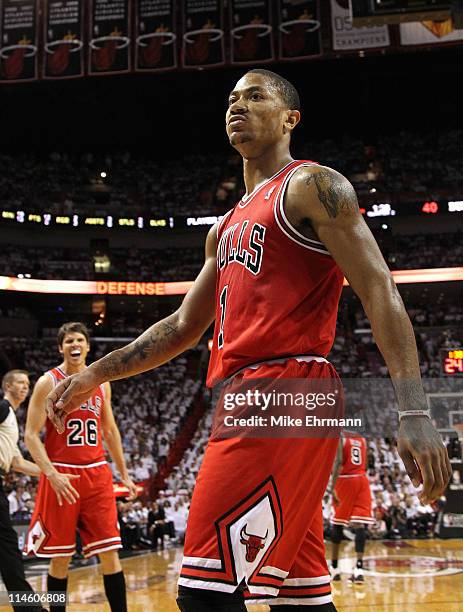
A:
[330,524,343,544]
[354,526,366,553]
[177,585,247,612]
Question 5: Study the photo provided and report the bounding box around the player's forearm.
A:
[24,432,58,476]
[105,429,130,479]
[86,312,200,385]
[361,276,427,411]
[11,454,41,477]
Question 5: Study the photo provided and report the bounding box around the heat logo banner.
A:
[135,0,177,72]
[278,0,321,61]
[230,0,274,65]
[89,0,131,75]
[0,0,38,82]
[43,1,84,79]
[182,0,225,68]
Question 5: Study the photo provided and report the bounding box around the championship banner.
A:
[230,0,274,65]
[182,0,225,69]
[278,0,321,61]
[43,1,84,79]
[400,18,463,46]
[89,0,131,75]
[0,0,38,82]
[135,0,177,72]
[330,0,390,52]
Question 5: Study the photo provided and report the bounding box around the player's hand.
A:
[46,370,100,433]
[397,416,452,504]
[46,471,80,506]
[332,490,340,506]
[122,477,138,500]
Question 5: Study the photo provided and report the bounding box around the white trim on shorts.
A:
[261,565,288,579]
[83,536,121,551]
[51,460,107,469]
[283,575,331,586]
[177,578,237,593]
[231,354,329,379]
[84,543,122,558]
[182,556,222,569]
[32,551,76,558]
[246,595,332,606]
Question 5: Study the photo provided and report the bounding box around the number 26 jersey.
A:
[44,366,106,465]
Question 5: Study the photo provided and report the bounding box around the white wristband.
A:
[398,410,431,420]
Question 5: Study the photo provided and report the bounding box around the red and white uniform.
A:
[180,160,345,606]
[331,433,374,526]
[27,366,121,558]
[207,159,344,386]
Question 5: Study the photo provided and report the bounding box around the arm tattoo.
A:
[99,321,179,378]
[306,169,358,218]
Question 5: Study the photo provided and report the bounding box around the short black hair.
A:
[247,68,300,111]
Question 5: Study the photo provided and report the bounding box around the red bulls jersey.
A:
[206,160,344,386]
[44,367,106,465]
[339,434,367,477]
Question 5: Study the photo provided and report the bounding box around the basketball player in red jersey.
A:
[25,322,136,612]
[46,70,451,611]
[329,432,374,583]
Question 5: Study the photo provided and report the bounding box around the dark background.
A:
[1,45,462,155]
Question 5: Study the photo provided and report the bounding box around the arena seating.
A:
[1,129,462,219]
[1,231,462,282]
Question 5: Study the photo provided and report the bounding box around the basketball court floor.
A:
[1,539,462,611]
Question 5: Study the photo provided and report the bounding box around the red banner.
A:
[278,0,321,61]
[182,0,225,69]
[0,0,38,82]
[43,1,84,79]
[89,0,131,75]
[230,0,274,65]
[135,0,177,72]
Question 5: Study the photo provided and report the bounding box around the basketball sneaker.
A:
[349,567,364,583]
[330,565,341,581]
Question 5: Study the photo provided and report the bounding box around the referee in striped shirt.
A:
[0,369,44,612]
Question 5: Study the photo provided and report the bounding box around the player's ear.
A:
[283,109,300,134]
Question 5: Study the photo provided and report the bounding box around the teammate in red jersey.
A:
[329,432,374,583]
[25,322,136,612]
[45,70,451,611]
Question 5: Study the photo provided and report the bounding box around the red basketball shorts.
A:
[26,461,121,558]
[179,357,341,606]
[331,475,374,526]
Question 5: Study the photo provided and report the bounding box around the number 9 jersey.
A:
[339,433,367,477]
[44,366,106,465]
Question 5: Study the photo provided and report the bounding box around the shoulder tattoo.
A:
[305,169,358,218]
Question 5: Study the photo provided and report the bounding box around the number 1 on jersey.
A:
[218,284,229,349]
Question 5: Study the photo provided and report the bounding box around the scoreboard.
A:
[351,0,452,26]
[441,348,463,376]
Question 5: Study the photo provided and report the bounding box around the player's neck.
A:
[242,146,293,196]
[60,361,87,375]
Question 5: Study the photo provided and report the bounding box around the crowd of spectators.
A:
[0,285,461,547]
[1,230,462,282]
[1,129,462,220]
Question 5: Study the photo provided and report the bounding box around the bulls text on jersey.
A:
[217,220,266,276]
